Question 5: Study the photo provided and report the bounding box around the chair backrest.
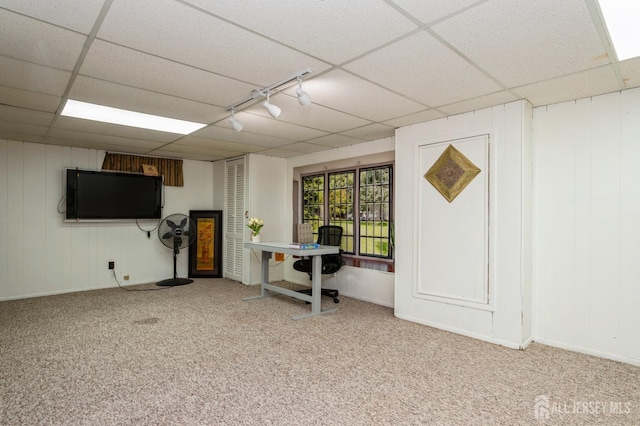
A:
[297,223,314,243]
[317,225,342,247]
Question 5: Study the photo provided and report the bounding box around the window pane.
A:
[360,165,392,258]
[302,174,324,237]
[328,170,354,253]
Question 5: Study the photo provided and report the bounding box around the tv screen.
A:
[66,169,163,220]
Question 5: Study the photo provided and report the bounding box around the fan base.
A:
[156,278,193,287]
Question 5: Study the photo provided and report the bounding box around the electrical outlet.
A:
[275,253,285,262]
[108,261,115,270]
[123,275,130,281]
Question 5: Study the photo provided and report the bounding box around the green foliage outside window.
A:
[301,164,392,258]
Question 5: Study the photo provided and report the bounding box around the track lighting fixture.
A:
[228,108,243,132]
[262,92,281,118]
[224,68,311,132]
[296,76,311,107]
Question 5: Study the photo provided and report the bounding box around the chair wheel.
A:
[333,298,339,303]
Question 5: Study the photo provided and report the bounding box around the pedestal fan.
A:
[156,213,196,287]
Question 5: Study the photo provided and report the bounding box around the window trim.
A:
[300,161,394,260]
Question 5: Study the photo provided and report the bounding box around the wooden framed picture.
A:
[188,210,222,278]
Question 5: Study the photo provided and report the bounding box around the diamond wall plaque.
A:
[424,144,481,202]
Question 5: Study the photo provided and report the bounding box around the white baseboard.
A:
[534,337,640,367]
[394,312,523,350]
[520,335,534,349]
[0,281,151,301]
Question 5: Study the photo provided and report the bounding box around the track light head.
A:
[296,76,311,106]
[262,93,281,118]
[296,86,311,107]
[228,109,243,132]
[229,116,243,132]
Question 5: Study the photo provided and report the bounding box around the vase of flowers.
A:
[247,217,264,242]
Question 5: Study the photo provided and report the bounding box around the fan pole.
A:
[172,245,177,279]
[157,244,193,286]
[156,249,192,286]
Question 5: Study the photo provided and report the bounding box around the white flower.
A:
[247,217,264,234]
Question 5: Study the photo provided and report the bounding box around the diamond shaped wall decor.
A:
[424,144,481,203]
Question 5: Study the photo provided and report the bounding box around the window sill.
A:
[343,256,394,272]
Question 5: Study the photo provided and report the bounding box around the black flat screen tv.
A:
[66,169,163,220]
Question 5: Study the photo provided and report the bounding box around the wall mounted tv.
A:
[66,169,163,221]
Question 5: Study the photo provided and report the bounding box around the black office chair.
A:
[293,225,344,303]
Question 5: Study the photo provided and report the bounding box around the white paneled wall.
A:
[395,101,533,348]
[0,141,214,300]
[534,88,640,365]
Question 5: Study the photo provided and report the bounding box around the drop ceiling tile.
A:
[340,123,395,141]
[0,119,48,136]
[0,85,61,112]
[1,0,105,34]
[619,57,640,90]
[69,76,225,124]
[383,109,447,128]
[345,31,502,107]
[438,90,519,115]
[245,91,372,133]
[46,128,168,150]
[184,0,417,64]
[0,56,71,96]
[391,0,485,24]
[513,66,620,107]
[431,0,608,87]
[0,9,86,70]
[0,131,45,143]
[97,0,330,84]
[193,125,294,148]
[305,134,369,148]
[176,136,264,153]
[277,142,332,154]
[256,148,303,158]
[43,136,155,154]
[54,117,180,143]
[147,147,227,161]
[153,142,243,159]
[80,40,257,107]
[223,111,328,141]
[0,105,54,127]
[307,70,426,122]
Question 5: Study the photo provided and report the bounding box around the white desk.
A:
[243,241,340,320]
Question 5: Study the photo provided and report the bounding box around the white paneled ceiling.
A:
[1,0,638,161]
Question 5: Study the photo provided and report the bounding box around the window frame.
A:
[300,161,393,261]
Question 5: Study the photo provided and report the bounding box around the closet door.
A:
[224,157,245,281]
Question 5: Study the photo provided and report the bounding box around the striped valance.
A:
[101,153,184,187]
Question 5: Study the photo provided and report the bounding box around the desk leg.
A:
[291,254,338,320]
[310,254,322,315]
[261,250,271,296]
[242,250,275,301]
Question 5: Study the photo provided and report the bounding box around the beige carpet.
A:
[1,279,638,425]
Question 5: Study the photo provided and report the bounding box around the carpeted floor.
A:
[1,278,638,425]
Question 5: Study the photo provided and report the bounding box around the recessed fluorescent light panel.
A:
[61,100,207,135]
[598,0,640,61]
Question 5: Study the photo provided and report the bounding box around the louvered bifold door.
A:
[224,158,245,281]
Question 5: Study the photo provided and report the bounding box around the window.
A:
[301,164,393,259]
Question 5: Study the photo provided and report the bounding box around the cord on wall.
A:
[112,269,167,292]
